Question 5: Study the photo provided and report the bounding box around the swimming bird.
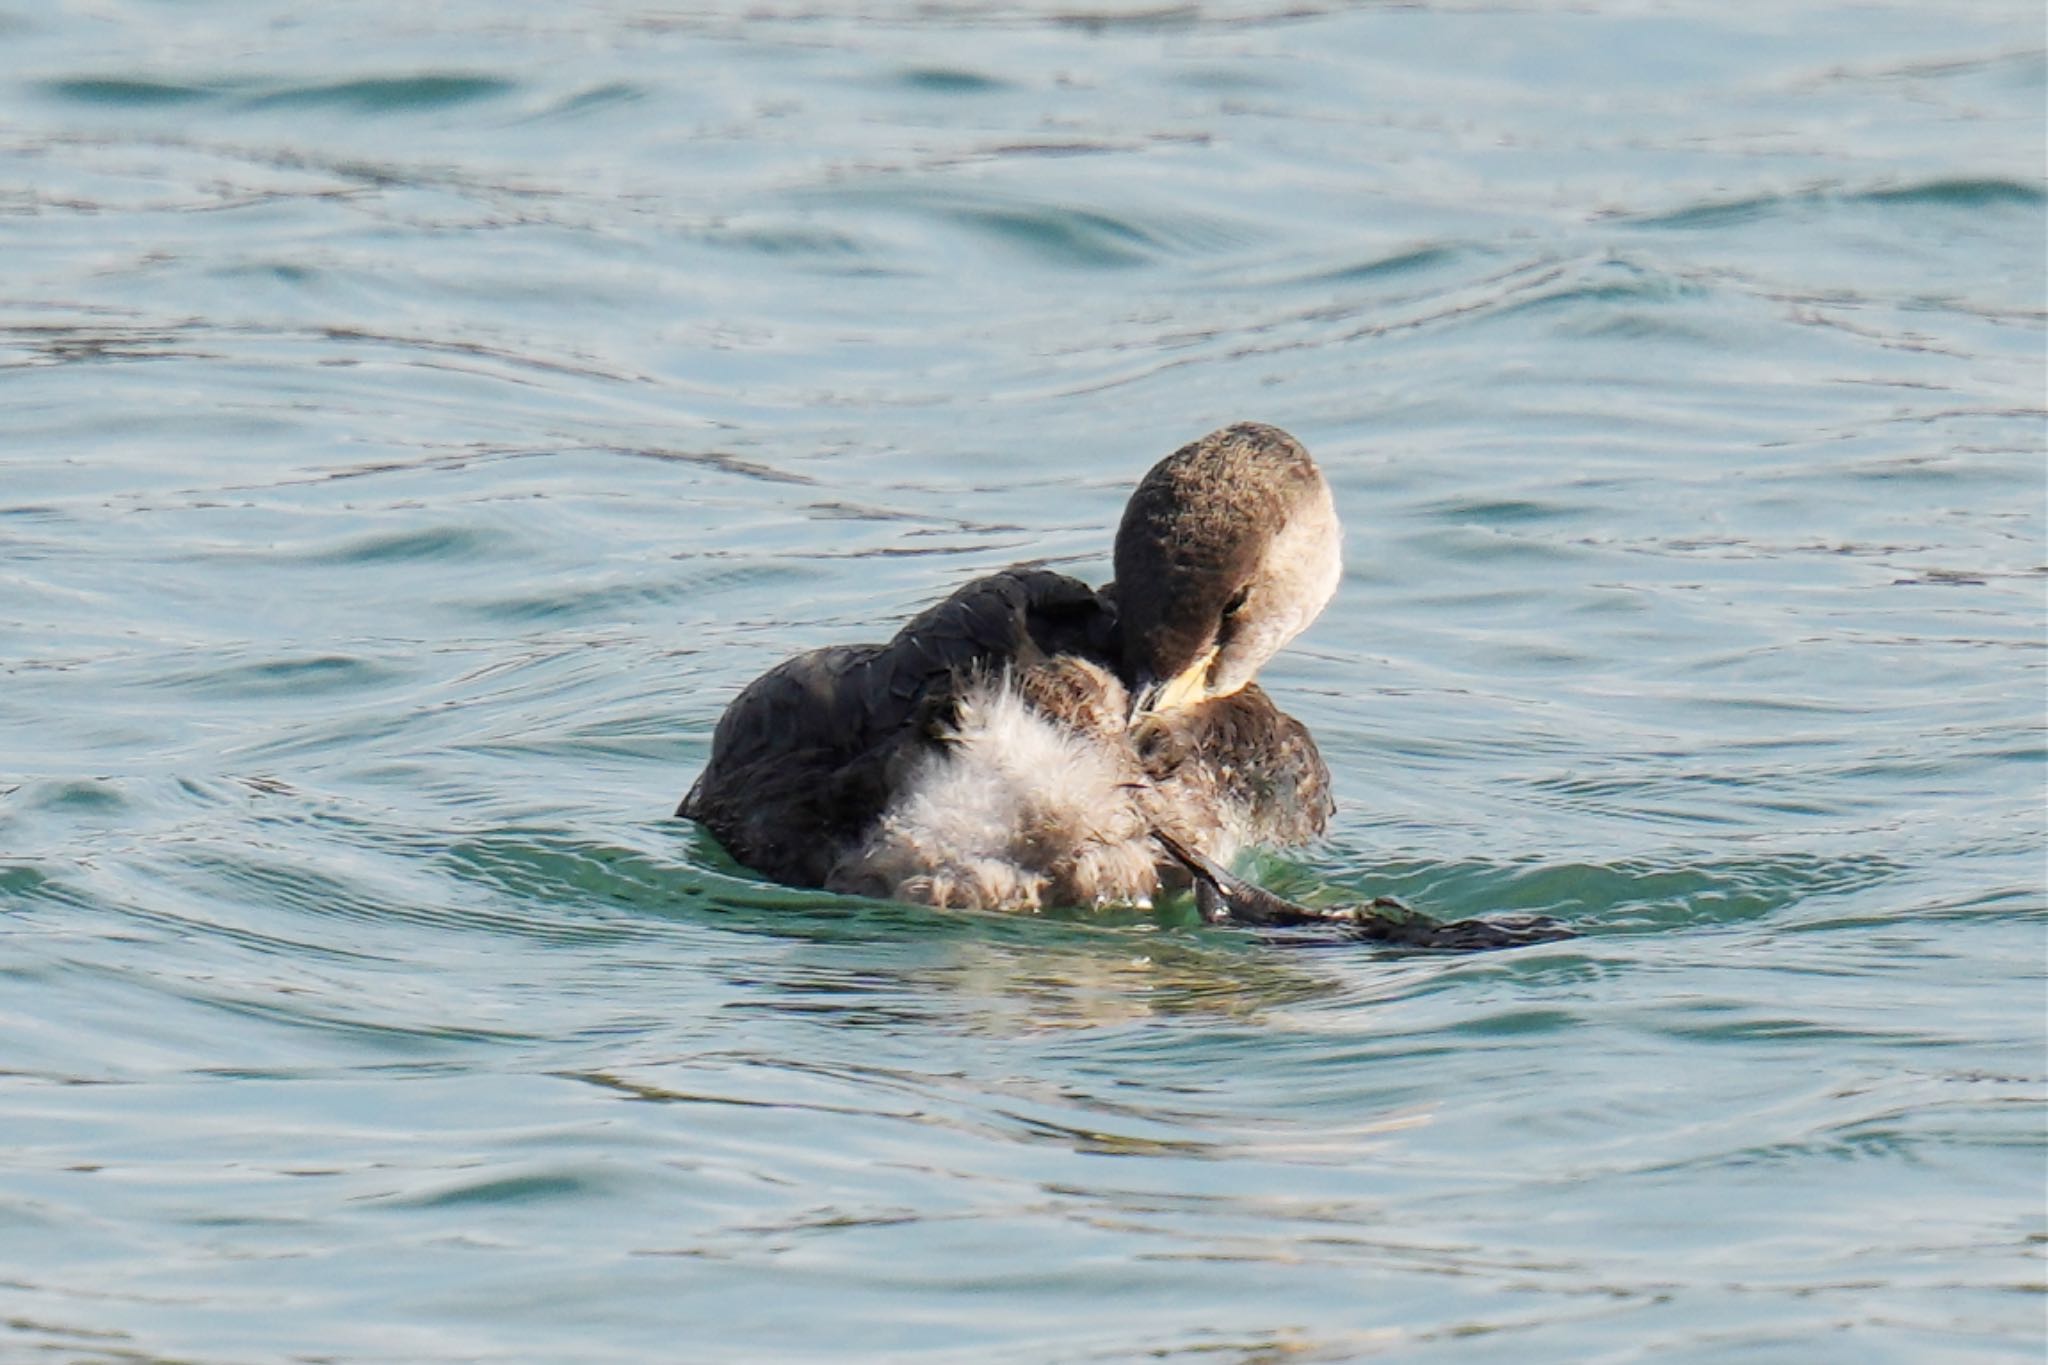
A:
[677,422,1342,912]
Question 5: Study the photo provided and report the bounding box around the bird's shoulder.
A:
[888,565,1119,689]
[686,565,1116,802]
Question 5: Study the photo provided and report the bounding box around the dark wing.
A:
[677,567,1117,887]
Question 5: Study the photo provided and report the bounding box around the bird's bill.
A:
[1136,647,1217,716]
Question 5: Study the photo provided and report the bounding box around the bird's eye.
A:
[1221,586,1250,620]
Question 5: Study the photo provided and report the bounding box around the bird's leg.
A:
[1152,829,1576,950]
[1154,829,1322,926]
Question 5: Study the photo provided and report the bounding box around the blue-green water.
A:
[3,1,2044,1359]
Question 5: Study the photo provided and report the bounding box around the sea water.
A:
[2,2,2043,1360]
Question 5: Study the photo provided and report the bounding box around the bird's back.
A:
[677,567,1117,887]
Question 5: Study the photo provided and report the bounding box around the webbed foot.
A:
[1329,900,1576,950]
[1155,829,1575,953]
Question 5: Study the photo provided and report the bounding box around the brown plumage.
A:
[677,422,1341,910]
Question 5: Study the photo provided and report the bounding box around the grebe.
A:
[678,422,1341,911]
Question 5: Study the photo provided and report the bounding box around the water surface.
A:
[2,1,2044,1361]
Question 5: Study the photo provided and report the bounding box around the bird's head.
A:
[1113,422,1342,716]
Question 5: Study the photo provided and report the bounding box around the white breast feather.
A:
[830,676,1158,911]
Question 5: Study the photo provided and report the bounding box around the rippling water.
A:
[3,1,2044,1360]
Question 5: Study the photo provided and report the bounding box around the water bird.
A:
[678,422,1343,912]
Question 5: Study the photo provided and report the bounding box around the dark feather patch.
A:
[679,568,1119,886]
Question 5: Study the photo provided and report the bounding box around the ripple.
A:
[799,182,1252,271]
[246,73,517,113]
[297,524,511,566]
[36,71,519,116]
[1288,243,1468,287]
[1325,853,1894,932]
[946,202,1163,269]
[1860,178,2048,209]
[153,652,409,700]
[38,77,217,107]
[0,319,218,368]
[1623,176,2048,230]
[892,66,1013,94]
[379,1166,619,1210]
[10,778,134,814]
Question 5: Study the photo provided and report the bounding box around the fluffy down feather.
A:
[830,666,1165,910]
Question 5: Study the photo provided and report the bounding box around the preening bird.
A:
[677,422,1342,911]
